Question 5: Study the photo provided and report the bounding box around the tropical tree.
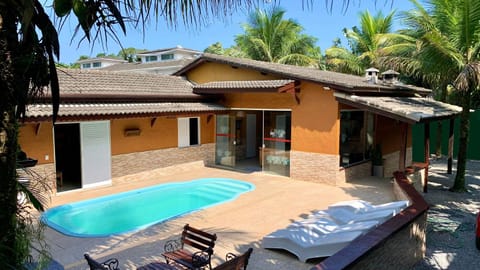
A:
[235,7,321,66]
[326,10,396,75]
[118,47,147,62]
[382,0,480,192]
[204,42,225,54]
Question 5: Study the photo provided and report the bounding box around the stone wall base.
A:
[383,147,413,177]
[112,143,215,178]
[290,151,340,185]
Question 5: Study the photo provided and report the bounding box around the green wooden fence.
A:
[412,110,480,161]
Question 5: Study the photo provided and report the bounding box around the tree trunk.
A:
[0,9,21,268]
[435,121,442,157]
[451,90,470,192]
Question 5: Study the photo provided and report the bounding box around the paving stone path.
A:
[413,158,480,269]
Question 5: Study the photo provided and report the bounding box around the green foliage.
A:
[117,47,146,62]
[53,0,73,17]
[204,42,224,54]
[234,6,320,66]
[326,10,396,75]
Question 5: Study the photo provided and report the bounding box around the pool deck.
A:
[43,161,396,270]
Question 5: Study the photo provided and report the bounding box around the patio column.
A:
[423,123,430,193]
[447,118,454,174]
[398,122,408,171]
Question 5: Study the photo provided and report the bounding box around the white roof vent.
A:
[365,67,379,84]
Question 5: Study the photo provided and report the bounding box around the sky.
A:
[53,0,416,64]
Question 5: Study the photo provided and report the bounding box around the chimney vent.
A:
[382,69,400,84]
[365,67,379,84]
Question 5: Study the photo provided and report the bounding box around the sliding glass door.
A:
[215,114,236,167]
[262,111,291,176]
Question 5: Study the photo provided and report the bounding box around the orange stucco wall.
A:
[18,122,54,165]
[185,62,341,155]
[292,82,339,154]
[18,114,215,162]
[375,115,412,155]
[186,62,281,82]
[111,115,214,155]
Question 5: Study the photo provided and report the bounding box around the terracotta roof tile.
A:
[335,93,462,123]
[53,68,197,98]
[195,79,294,89]
[175,53,431,95]
[25,102,226,118]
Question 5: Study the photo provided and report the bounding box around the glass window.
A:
[82,63,91,69]
[92,62,101,68]
[340,110,374,166]
[145,55,158,62]
[161,54,174,60]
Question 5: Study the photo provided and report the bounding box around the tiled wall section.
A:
[340,161,372,183]
[290,151,340,185]
[26,163,56,190]
[112,143,215,178]
[384,147,413,177]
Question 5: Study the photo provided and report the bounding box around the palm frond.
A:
[453,62,480,92]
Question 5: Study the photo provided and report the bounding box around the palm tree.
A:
[235,7,321,66]
[382,0,480,192]
[326,10,396,75]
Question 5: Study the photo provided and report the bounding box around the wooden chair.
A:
[162,224,217,269]
[84,253,120,270]
[213,248,253,270]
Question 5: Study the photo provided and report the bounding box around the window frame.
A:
[178,117,201,148]
[339,110,373,167]
[161,53,174,61]
[145,55,158,62]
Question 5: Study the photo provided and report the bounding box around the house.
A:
[77,57,127,69]
[173,53,461,184]
[19,54,461,193]
[101,46,201,74]
[20,69,224,192]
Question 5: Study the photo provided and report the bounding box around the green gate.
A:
[412,110,480,161]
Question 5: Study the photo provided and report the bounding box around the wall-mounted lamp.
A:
[124,128,141,137]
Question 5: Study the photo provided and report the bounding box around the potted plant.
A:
[371,144,384,177]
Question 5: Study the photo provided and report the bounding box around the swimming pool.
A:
[42,178,255,237]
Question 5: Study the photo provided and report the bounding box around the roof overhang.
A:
[193,79,297,94]
[23,102,228,122]
[335,93,462,124]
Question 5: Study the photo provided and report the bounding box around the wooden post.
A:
[447,118,454,174]
[424,123,430,193]
[399,122,408,172]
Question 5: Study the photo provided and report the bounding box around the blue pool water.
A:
[42,178,254,237]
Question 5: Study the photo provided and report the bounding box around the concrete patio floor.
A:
[43,162,396,270]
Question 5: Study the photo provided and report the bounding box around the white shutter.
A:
[178,118,190,147]
[80,121,111,188]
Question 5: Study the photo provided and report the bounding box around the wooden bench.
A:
[213,248,253,270]
[84,253,119,270]
[139,248,253,270]
[162,224,217,269]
